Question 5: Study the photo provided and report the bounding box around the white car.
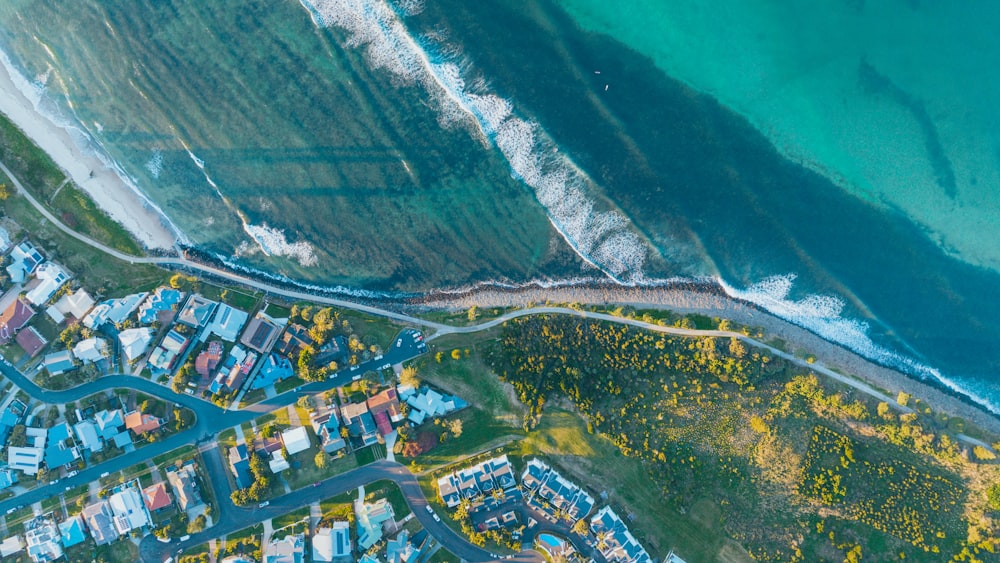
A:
[432,513,440,522]
[425,505,433,514]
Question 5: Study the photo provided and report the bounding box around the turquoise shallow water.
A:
[1,0,1000,411]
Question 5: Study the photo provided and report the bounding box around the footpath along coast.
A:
[3,152,999,441]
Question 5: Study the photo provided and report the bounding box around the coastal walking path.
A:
[3,157,992,449]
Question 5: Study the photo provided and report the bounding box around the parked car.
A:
[258,501,270,508]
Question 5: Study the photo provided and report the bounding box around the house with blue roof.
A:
[73,421,102,453]
[58,515,86,548]
[137,287,185,325]
[112,431,133,450]
[228,444,252,489]
[83,292,149,329]
[0,403,23,446]
[0,466,17,490]
[44,422,80,469]
[42,350,76,376]
[252,354,294,390]
[205,302,249,342]
[94,410,124,442]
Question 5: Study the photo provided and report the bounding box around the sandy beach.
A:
[417,282,1000,436]
[0,53,178,250]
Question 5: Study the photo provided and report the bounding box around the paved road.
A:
[139,459,538,563]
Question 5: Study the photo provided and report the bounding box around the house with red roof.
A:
[0,298,34,345]
[142,482,172,512]
[15,327,47,358]
[125,412,163,435]
[194,341,223,379]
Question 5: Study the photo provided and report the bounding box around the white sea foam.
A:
[296,0,650,283]
[242,223,319,267]
[717,273,1000,414]
[144,149,163,179]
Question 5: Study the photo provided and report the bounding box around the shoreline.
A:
[406,280,1000,436]
[0,51,178,250]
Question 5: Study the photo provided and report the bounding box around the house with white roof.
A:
[24,515,64,563]
[24,262,69,306]
[109,482,151,534]
[312,522,351,562]
[52,288,95,320]
[280,426,311,456]
[589,506,654,563]
[8,446,43,475]
[118,328,153,363]
[0,535,24,558]
[205,302,249,342]
[264,533,305,563]
[6,241,44,283]
[83,292,148,329]
[73,337,109,363]
[81,501,119,545]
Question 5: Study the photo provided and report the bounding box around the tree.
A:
[571,518,590,536]
[450,349,462,360]
[988,484,1000,511]
[297,396,313,410]
[448,419,463,438]
[0,183,10,200]
[749,415,768,434]
[876,402,891,419]
[399,365,420,388]
[169,273,184,289]
[896,391,911,407]
[315,452,328,469]
[187,514,207,534]
[974,446,997,461]
[467,306,479,321]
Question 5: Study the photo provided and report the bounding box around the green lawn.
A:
[410,407,523,468]
[355,443,386,466]
[271,506,309,531]
[274,376,305,395]
[284,446,359,491]
[429,548,460,563]
[219,428,237,449]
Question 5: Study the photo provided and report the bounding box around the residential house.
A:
[7,446,43,475]
[118,327,153,363]
[437,455,518,509]
[6,241,44,283]
[665,550,688,563]
[142,482,173,513]
[109,482,151,534]
[205,303,249,342]
[0,297,34,345]
[0,401,25,446]
[81,501,119,545]
[280,426,311,456]
[50,288,95,321]
[402,386,465,426]
[176,294,218,329]
[228,444,252,489]
[312,521,351,562]
[274,323,312,358]
[95,409,125,442]
[42,350,76,376]
[251,353,293,390]
[367,388,403,437]
[24,515,63,563]
[310,402,346,454]
[210,345,256,394]
[0,535,24,558]
[239,312,283,354]
[57,515,86,548]
[72,337,108,363]
[24,262,69,307]
[84,292,149,329]
[588,506,653,563]
[522,459,594,523]
[355,498,394,551]
[194,341,223,379]
[264,533,305,563]
[386,529,428,563]
[44,422,80,470]
[268,450,290,474]
[72,421,102,453]
[166,461,204,511]
[148,329,189,371]
[15,327,46,358]
[0,465,17,490]
[313,335,348,368]
[340,401,378,447]
[125,411,163,435]
[137,287,185,325]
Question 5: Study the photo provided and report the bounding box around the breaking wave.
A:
[241,223,319,267]
[718,274,1000,414]
[296,0,650,283]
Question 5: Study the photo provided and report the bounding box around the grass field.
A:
[272,506,309,531]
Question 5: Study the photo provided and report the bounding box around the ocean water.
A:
[1,0,1000,412]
